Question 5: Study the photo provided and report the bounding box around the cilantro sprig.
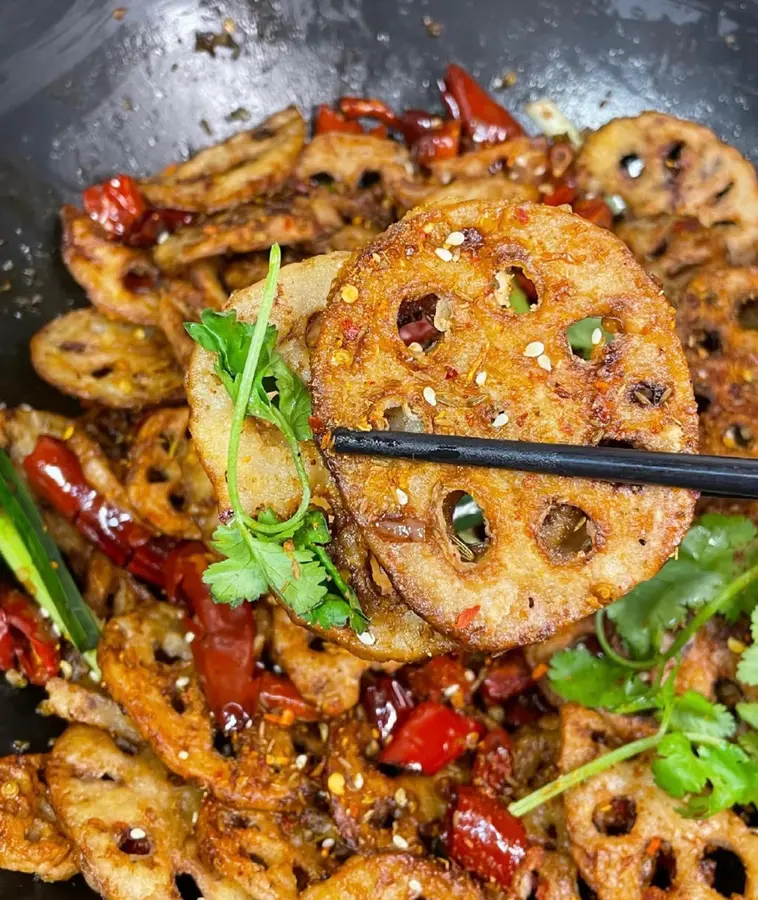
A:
[509,514,758,820]
[186,244,367,633]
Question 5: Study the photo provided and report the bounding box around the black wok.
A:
[0,0,757,896]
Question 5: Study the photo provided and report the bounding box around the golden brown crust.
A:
[578,113,758,261]
[312,200,698,651]
[300,853,485,900]
[42,678,143,746]
[99,603,315,810]
[61,205,163,325]
[31,309,184,408]
[559,705,758,900]
[142,107,306,213]
[187,252,454,662]
[46,725,249,900]
[0,753,77,882]
[126,406,216,540]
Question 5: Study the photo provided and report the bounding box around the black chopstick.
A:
[332,429,758,499]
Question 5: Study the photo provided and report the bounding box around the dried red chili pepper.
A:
[257,671,319,721]
[479,652,534,705]
[472,727,513,796]
[338,96,400,129]
[573,197,614,229]
[0,587,59,686]
[378,701,483,774]
[442,63,524,144]
[447,786,528,888]
[83,174,148,240]
[412,118,461,166]
[406,655,472,706]
[314,104,364,135]
[361,672,414,741]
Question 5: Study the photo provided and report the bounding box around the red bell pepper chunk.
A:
[257,671,319,721]
[442,64,524,144]
[447,786,528,889]
[479,652,534,705]
[314,104,364,135]
[472,728,513,797]
[573,197,614,230]
[361,673,414,740]
[82,174,148,240]
[378,701,483,774]
[0,587,60,686]
[406,655,472,706]
[23,435,172,588]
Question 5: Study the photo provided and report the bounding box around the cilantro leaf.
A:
[668,692,735,739]
[679,742,758,817]
[268,355,313,441]
[738,730,758,761]
[736,702,758,729]
[548,647,648,709]
[204,522,268,606]
[652,733,708,797]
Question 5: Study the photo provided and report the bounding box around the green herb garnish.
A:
[186,244,367,633]
[566,316,613,359]
[0,450,101,673]
[510,514,758,820]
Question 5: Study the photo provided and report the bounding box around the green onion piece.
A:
[509,285,531,314]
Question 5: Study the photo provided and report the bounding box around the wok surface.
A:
[1,0,757,895]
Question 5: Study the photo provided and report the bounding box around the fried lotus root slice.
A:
[187,251,454,662]
[577,113,758,260]
[142,107,306,213]
[508,847,581,900]
[31,309,184,408]
[42,677,143,747]
[83,551,152,619]
[418,176,538,210]
[558,705,758,900]
[154,197,331,272]
[270,606,371,716]
[61,205,163,325]
[300,853,484,900]
[325,716,435,853]
[197,797,334,898]
[99,602,314,810]
[0,753,77,882]
[312,200,698,652]
[159,261,228,367]
[126,406,216,540]
[46,725,250,900]
[616,216,729,305]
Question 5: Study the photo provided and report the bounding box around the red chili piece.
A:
[442,63,524,144]
[573,197,614,229]
[338,97,400,128]
[447,786,528,889]
[314,104,364,135]
[411,118,461,166]
[127,208,196,247]
[472,728,513,797]
[0,587,60,686]
[479,652,534,705]
[361,673,414,741]
[378,701,483,775]
[543,177,579,207]
[257,671,319,721]
[23,436,173,588]
[406,655,472,705]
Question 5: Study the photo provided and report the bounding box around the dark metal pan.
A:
[1,0,757,896]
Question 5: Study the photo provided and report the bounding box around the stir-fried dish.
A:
[3,63,758,899]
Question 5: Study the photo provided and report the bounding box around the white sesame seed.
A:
[295,754,308,770]
[184,631,195,643]
[354,773,364,789]
[464,669,476,683]
[537,354,552,372]
[423,386,437,407]
[175,676,190,689]
[178,750,189,760]
[475,370,487,386]
[358,630,376,646]
[443,683,461,697]
[88,670,101,683]
[129,827,146,840]
[524,341,544,357]
[407,341,424,354]
[321,838,335,849]
[492,411,509,428]
[591,327,603,345]
[409,879,423,894]
[392,834,410,850]
[396,488,409,506]
[192,811,199,825]
[59,660,73,680]
[394,787,408,807]
[445,231,465,246]
[39,607,50,619]
[51,623,61,637]
[435,247,454,262]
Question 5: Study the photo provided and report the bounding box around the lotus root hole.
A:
[664,141,685,175]
[444,491,490,563]
[357,169,382,189]
[146,466,170,484]
[307,636,327,653]
[619,153,645,179]
[537,503,595,564]
[383,404,425,433]
[577,876,599,900]
[568,317,613,360]
[724,424,754,450]
[691,328,722,356]
[91,366,114,379]
[736,803,758,828]
[213,728,237,758]
[153,639,186,665]
[117,829,152,856]
[249,852,269,869]
[592,796,637,836]
[496,266,537,313]
[397,294,448,351]
[737,297,758,331]
[630,382,672,408]
[174,873,204,899]
[694,392,712,414]
[123,270,157,294]
[700,846,746,898]
[309,171,335,187]
[305,312,324,349]
[643,840,676,891]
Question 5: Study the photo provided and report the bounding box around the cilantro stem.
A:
[226,244,281,522]
[508,731,663,817]
[594,609,654,670]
